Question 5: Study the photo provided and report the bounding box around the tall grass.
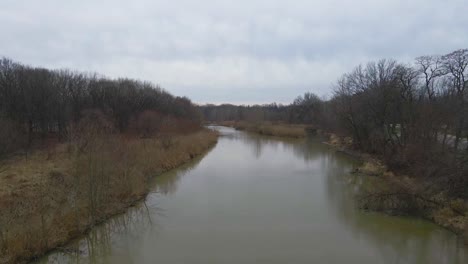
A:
[0,129,217,264]
[219,121,308,138]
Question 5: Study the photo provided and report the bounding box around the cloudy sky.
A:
[1,0,467,104]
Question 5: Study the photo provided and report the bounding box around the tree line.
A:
[0,58,202,156]
[331,49,468,198]
[200,92,329,125]
[201,48,468,198]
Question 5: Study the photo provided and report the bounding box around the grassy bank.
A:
[218,121,310,138]
[0,129,218,264]
[326,132,468,242]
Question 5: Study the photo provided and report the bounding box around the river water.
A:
[38,126,467,264]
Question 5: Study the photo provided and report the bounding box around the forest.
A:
[0,57,202,157]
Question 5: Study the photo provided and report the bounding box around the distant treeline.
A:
[201,48,468,198]
[0,58,202,156]
[200,94,323,125]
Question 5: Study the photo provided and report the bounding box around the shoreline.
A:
[6,124,465,263]
[32,147,216,263]
[216,123,468,243]
[0,129,219,264]
[322,131,468,243]
[215,121,312,138]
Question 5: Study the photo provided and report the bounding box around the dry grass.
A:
[353,157,468,242]
[326,133,353,148]
[219,121,309,138]
[358,160,387,176]
[0,129,218,264]
[328,132,468,242]
[358,173,468,241]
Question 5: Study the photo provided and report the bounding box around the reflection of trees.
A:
[38,126,468,263]
[151,150,210,195]
[324,154,468,264]
[227,129,329,162]
[288,137,329,162]
[217,126,467,262]
[37,146,213,264]
[37,201,161,264]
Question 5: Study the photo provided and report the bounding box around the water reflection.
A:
[36,149,211,264]
[213,125,328,163]
[323,151,467,264]
[211,126,468,263]
[151,152,211,196]
[38,202,157,264]
[38,126,468,264]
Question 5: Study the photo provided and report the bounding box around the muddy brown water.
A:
[37,126,468,264]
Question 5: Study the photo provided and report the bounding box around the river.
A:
[37,126,468,264]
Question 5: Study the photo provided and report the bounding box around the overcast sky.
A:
[1,0,467,104]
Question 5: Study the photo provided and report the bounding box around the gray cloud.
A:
[1,0,467,104]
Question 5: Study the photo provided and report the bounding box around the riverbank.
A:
[217,121,310,138]
[324,132,468,243]
[223,122,468,242]
[0,129,218,264]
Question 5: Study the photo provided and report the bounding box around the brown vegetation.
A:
[0,128,217,264]
[326,132,468,241]
[0,57,217,263]
[356,165,468,241]
[219,121,309,138]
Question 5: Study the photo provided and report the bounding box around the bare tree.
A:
[415,55,446,100]
[442,49,468,150]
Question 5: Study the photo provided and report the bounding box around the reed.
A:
[0,129,218,264]
[219,121,308,138]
